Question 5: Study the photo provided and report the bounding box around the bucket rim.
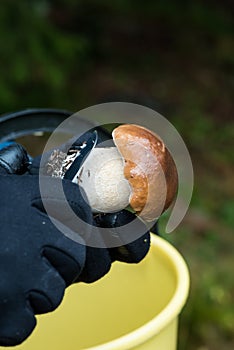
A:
[86,234,190,350]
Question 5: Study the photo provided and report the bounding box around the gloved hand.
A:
[0,141,150,346]
[29,128,151,283]
[0,143,90,346]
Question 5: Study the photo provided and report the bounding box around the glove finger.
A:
[32,178,90,284]
[42,245,85,286]
[109,232,150,263]
[32,163,111,284]
[77,247,111,284]
[76,228,111,283]
[0,143,30,175]
[33,177,93,230]
[29,263,66,314]
[95,210,151,263]
[33,214,86,287]
[41,215,111,284]
[0,300,36,346]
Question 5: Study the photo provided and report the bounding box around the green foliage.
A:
[0,0,89,110]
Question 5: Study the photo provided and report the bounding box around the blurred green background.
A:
[0,0,233,349]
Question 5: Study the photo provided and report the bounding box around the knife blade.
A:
[63,130,98,181]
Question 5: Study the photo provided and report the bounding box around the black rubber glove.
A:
[0,143,92,346]
[29,130,151,283]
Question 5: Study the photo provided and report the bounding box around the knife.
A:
[63,130,98,181]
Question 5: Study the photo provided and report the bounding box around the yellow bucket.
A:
[8,235,189,350]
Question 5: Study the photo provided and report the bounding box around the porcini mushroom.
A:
[74,124,178,221]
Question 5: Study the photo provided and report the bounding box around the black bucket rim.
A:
[0,108,73,142]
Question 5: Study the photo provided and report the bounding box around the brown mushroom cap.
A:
[112,124,178,221]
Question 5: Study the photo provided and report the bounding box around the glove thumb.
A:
[0,143,30,175]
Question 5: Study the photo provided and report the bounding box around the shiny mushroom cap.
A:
[112,124,178,221]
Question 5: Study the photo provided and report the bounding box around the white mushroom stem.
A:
[73,147,132,213]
